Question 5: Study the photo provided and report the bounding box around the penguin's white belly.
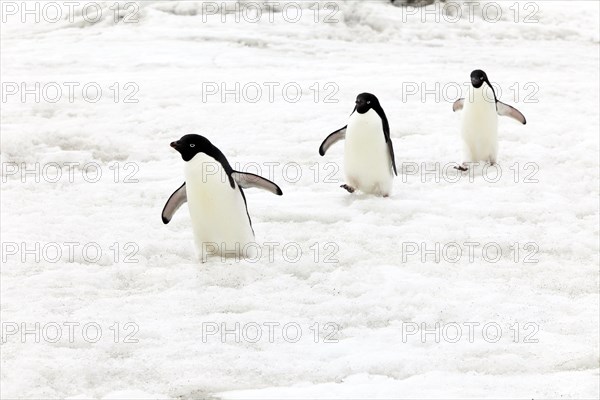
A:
[344,109,393,195]
[185,154,254,256]
[461,88,498,163]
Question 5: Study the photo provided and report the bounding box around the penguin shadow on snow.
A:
[196,260,268,287]
[340,191,397,207]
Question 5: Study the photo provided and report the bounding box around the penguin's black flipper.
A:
[319,126,347,156]
[232,172,283,196]
[386,138,397,176]
[452,98,465,112]
[380,115,397,176]
[162,183,187,224]
[497,101,526,125]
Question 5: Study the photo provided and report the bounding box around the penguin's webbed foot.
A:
[454,163,469,172]
[340,184,355,193]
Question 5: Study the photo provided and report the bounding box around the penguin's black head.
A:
[170,134,212,162]
[355,92,380,114]
[470,69,490,89]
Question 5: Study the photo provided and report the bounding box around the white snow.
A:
[1,0,599,398]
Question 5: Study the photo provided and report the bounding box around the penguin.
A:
[452,70,526,171]
[319,93,397,197]
[162,134,282,258]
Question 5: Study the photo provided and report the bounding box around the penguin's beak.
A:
[170,141,185,155]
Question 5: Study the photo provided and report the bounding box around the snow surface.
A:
[1,0,599,398]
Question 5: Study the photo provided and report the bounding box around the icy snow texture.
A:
[1,0,599,398]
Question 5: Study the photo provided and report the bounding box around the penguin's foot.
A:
[454,163,469,172]
[340,184,355,193]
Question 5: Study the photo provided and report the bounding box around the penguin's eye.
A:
[190,144,195,148]
[480,77,484,80]
[367,101,371,104]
